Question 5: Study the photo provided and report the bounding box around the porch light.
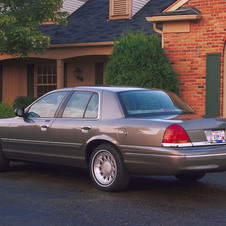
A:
[74,67,83,81]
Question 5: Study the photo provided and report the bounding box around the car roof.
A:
[55,86,158,93]
[76,86,148,92]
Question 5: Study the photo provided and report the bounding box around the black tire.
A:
[175,173,205,182]
[0,144,9,171]
[89,144,130,191]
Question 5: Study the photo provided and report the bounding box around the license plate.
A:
[205,130,226,143]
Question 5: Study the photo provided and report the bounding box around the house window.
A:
[37,65,57,97]
[109,0,131,20]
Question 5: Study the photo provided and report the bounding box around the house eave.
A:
[146,14,202,22]
[49,41,115,48]
[0,41,115,61]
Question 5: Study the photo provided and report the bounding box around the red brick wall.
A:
[164,0,226,116]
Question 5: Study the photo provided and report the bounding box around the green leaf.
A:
[0,0,68,57]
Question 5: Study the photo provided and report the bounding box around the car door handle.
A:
[40,124,50,129]
[40,124,49,132]
[81,126,92,130]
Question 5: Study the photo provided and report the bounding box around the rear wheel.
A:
[175,173,205,182]
[0,145,9,171]
[89,144,130,191]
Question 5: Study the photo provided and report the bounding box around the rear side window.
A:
[62,91,99,118]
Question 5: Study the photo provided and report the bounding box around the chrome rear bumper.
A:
[120,144,226,175]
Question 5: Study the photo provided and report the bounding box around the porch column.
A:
[57,59,64,89]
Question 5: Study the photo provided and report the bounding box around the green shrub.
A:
[105,31,179,94]
[0,102,14,118]
[13,96,37,109]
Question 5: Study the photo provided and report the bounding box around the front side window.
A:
[62,91,99,118]
[28,91,68,118]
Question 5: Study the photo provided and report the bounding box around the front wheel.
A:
[0,145,9,171]
[175,173,205,182]
[89,144,130,191]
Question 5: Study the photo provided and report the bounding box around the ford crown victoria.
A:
[1,86,226,191]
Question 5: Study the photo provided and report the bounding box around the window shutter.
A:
[205,53,221,118]
[0,65,2,102]
[109,0,131,20]
[27,64,34,97]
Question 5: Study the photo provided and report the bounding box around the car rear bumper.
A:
[120,144,226,175]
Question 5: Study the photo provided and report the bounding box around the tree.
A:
[0,0,68,57]
[105,31,179,94]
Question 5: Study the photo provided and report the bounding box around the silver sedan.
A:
[1,86,226,191]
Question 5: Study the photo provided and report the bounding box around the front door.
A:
[7,91,68,161]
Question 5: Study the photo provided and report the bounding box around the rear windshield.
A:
[117,90,195,117]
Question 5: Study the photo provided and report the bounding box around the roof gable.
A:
[61,0,88,15]
[132,0,150,16]
[163,0,189,12]
[109,0,150,20]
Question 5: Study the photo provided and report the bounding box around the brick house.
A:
[147,0,226,117]
[0,0,225,118]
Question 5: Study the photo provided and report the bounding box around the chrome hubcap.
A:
[92,150,117,187]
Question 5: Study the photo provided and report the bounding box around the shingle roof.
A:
[39,0,177,45]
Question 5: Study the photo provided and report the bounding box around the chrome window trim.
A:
[61,90,101,120]
[162,141,226,148]
[192,141,226,146]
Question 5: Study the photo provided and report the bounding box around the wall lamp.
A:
[74,67,83,81]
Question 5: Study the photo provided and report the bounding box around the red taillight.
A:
[163,124,190,143]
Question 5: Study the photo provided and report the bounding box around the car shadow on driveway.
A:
[3,161,92,189]
[3,161,226,205]
[126,173,226,206]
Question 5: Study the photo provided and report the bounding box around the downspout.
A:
[153,22,164,48]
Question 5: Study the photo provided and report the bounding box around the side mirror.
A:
[15,108,25,117]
